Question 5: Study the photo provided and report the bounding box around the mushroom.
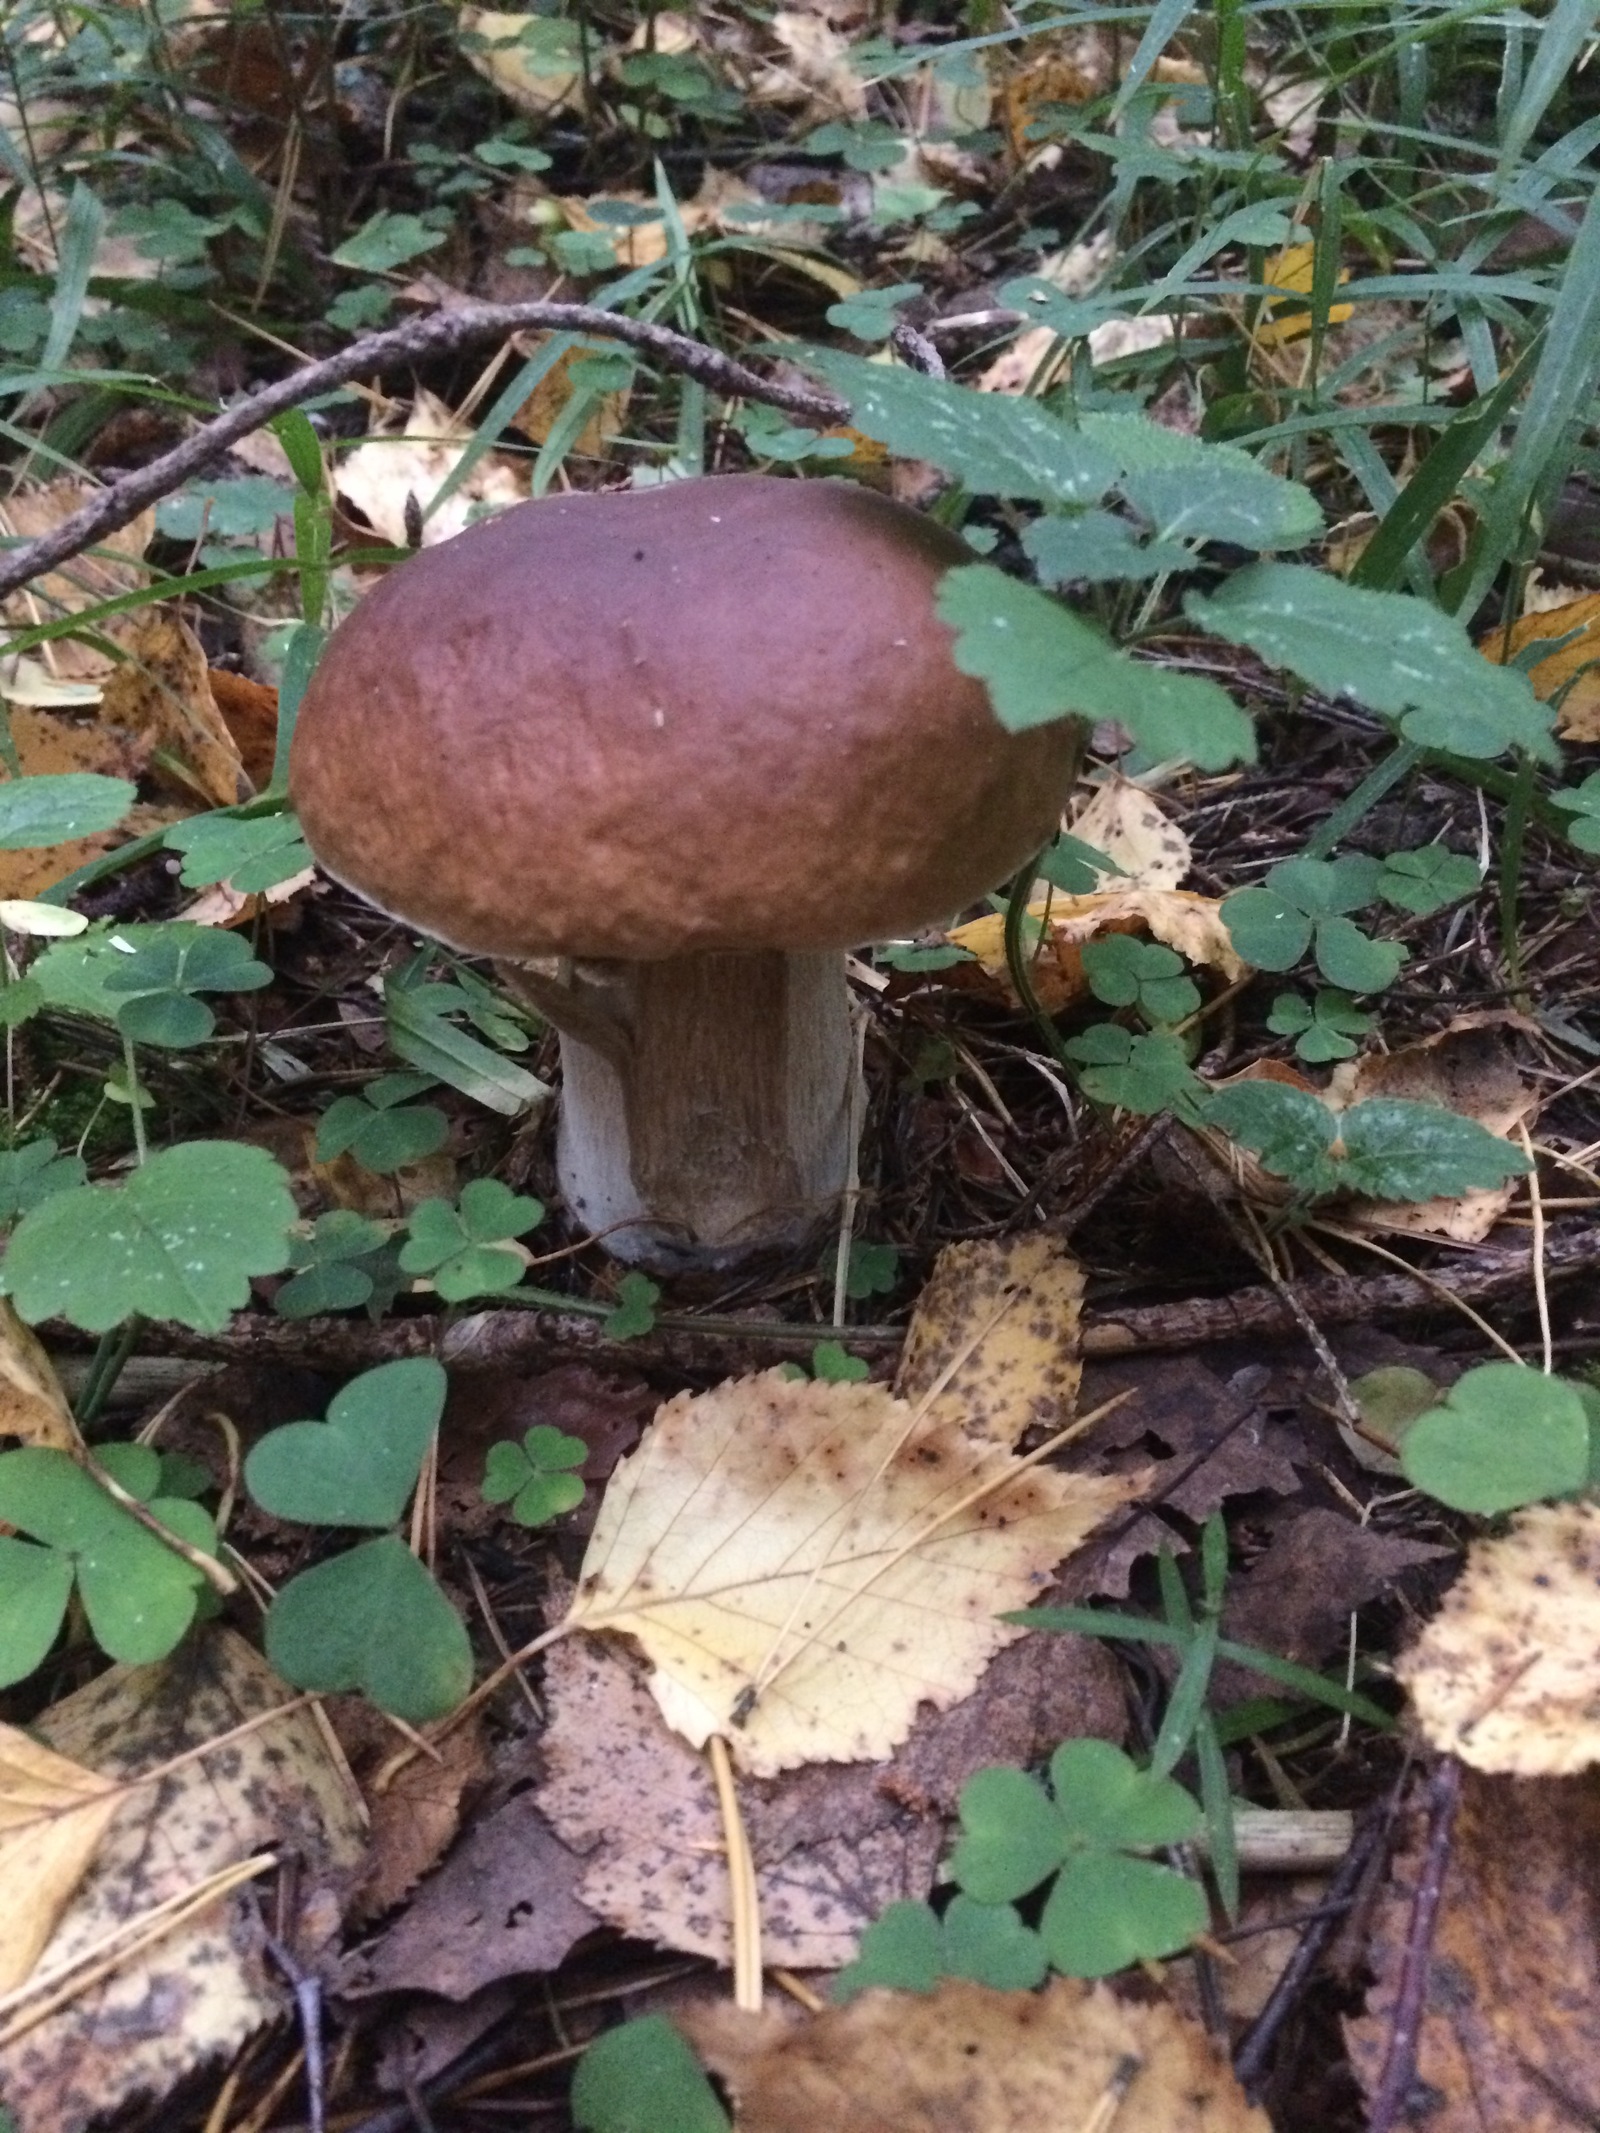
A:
[290,475,1081,1270]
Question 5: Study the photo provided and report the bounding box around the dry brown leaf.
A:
[1479,591,1600,741]
[1331,1017,1537,1241]
[683,1975,1271,2133]
[0,1628,366,2133]
[510,335,631,457]
[1067,775,1193,889]
[206,669,279,794]
[950,887,1242,1011]
[98,612,246,809]
[1399,1501,1600,1774]
[458,7,583,114]
[0,1727,120,1992]
[335,388,527,548]
[333,1702,490,1925]
[0,707,181,901]
[0,483,154,683]
[750,10,868,119]
[0,1300,79,1451]
[1347,1767,1600,2130]
[564,1370,1135,1774]
[895,1233,1083,1446]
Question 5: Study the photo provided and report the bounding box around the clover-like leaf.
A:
[603,1271,660,1340]
[1376,844,1482,916]
[165,811,313,894]
[571,2016,730,2133]
[0,1141,296,1333]
[949,1765,1071,1902]
[1065,1027,1208,1122]
[939,1893,1049,1991]
[263,1532,472,1724]
[1050,1737,1202,1851]
[245,1357,447,1527]
[0,1137,86,1223]
[482,1424,587,1526]
[1080,935,1200,1025]
[317,1080,449,1173]
[1400,1363,1592,1514]
[1041,1851,1208,1976]
[832,1900,944,2001]
[1267,989,1374,1064]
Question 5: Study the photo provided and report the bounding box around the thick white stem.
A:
[505,951,859,1271]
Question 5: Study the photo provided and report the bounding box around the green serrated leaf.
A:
[245,1357,447,1527]
[1024,511,1194,586]
[1121,461,1323,551]
[1336,1099,1531,1202]
[1207,1082,1338,1192]
[1400,1364,1591,1513]
[264,1532,472,1723]
[1,1142,296,1333]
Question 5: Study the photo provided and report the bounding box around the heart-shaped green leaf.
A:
[1041,1851,1207,1976]
[263,1532,473,1723]
[245,1357,447,1527]
[1050,1737,1203,1851]
[949,1765,1068,1902]
[940,1893,1048,1991]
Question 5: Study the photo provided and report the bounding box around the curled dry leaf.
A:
[0,1727,120,1992]
[949,887,1242,1012]
[681,1974,1271,2133]
[1479,590,1600,742]
[1399,1501,1600,1775]
[0,1628,366,2133]
[0,1300,80,1451]
[1347,1766,1600,2131]
[563,1370,1136,1775]
[1066,774,1193,890]
[894,1232,1083,1446]
[99,611,246,810]
[335,388,527,550]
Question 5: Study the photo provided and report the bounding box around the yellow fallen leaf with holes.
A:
[1398,1502,1600,1775]
[564,1371,1135,1775]
[895,1233,1083,1446]
[1067,775,1193,890]
[0,1727,120,1992]
[682,1974,1270,2133]
[1479,591,1600,741]
[0,1299,79,1451]
[950,887,1242,1012]
[1253,242,1353,349]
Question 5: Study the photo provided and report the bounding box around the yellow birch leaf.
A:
[0,1727,120,1992]
[1399,1502,1600,1775]
[566,1371,1136,1775]
[895,1234,1083,1447]
[1067,775,1192,890]
[1478,592,1600,741]
[1254,242,1353,349]
[0,1299,79,1451]
[950,887,1242,1012]
[459,7,583,115]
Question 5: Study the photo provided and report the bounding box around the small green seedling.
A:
[276,1210,401,1319]
[245,1358,471,1723]
[841,1240,900,1300]
[1221,856,1405,994]
[1080,935,1201,1026]
[1035,830,1123,893]
[164,811,313,894]
[1374,844,1482,916]
[1063,1026,1208,1123]
[1267,988,1375,1062]
[0,1442,218,1683]
[603,1271,660,1340]
[1205,1082,1531,1203]
[1399,1363,1596,1513]
[316,1073,449,1173]
[483,1425,587,1526]
[399,1179,546,1302]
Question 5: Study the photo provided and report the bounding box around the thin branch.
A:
[0,302,849,603]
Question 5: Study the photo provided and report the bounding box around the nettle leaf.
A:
[1120,461,1323,551]
[246,1357,447,1527]
[1080,935,1200,1025]
[1208,1084,1531,1202]
[1376,844,1482,915]
[0,1447,217,1675]
[1187,564,1557,762]
[0,773,135,850]
[264,1532,472,1724]
[482,1425,588,1526]
[937,565,1255,769]
[1401,1364,1592,1514]
[1,1141,296,1333]
[571,2016,730,2133]
[0,1137,86,1223]
[1023,511,1194,587]
[795,348,1117,504]
[165,811,312,894]
[603,1271,660,1340]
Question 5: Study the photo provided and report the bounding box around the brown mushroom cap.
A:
[290,474,1079,960]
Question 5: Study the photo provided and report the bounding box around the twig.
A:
[0,302,849,603]
[1366,1758,1463,2133]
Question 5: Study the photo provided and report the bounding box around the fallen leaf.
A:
[750,11,868,119]
[0,1301,80,1451]
[510,335,631,458]
[999,37,1110,162]
[894,1232,1083,1446]
[331,1700,489,1925]
[0,708,180,901]
[1253,243,1354,349]
[0,1728,120,1992]
[1067,775,1193,889]
[0,1628,366,2133]
[99,611,246,808]
[1399,1501,1600,1775]
[0,484,154,684]
[682,1974,1271,2132]
[1347,1767,1600,2129]
[950,888,1242,1012]
[459,7,583,115]
[335,388,527,549]
[1479,591,1600,741]
[564,1371,1136,1774]
[206,670,279,793]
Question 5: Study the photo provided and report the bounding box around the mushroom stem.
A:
[502,951,859,1271]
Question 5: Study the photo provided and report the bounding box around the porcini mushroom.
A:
[290,475,1080,1269]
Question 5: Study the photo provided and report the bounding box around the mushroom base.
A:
[502,950,859,1272]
